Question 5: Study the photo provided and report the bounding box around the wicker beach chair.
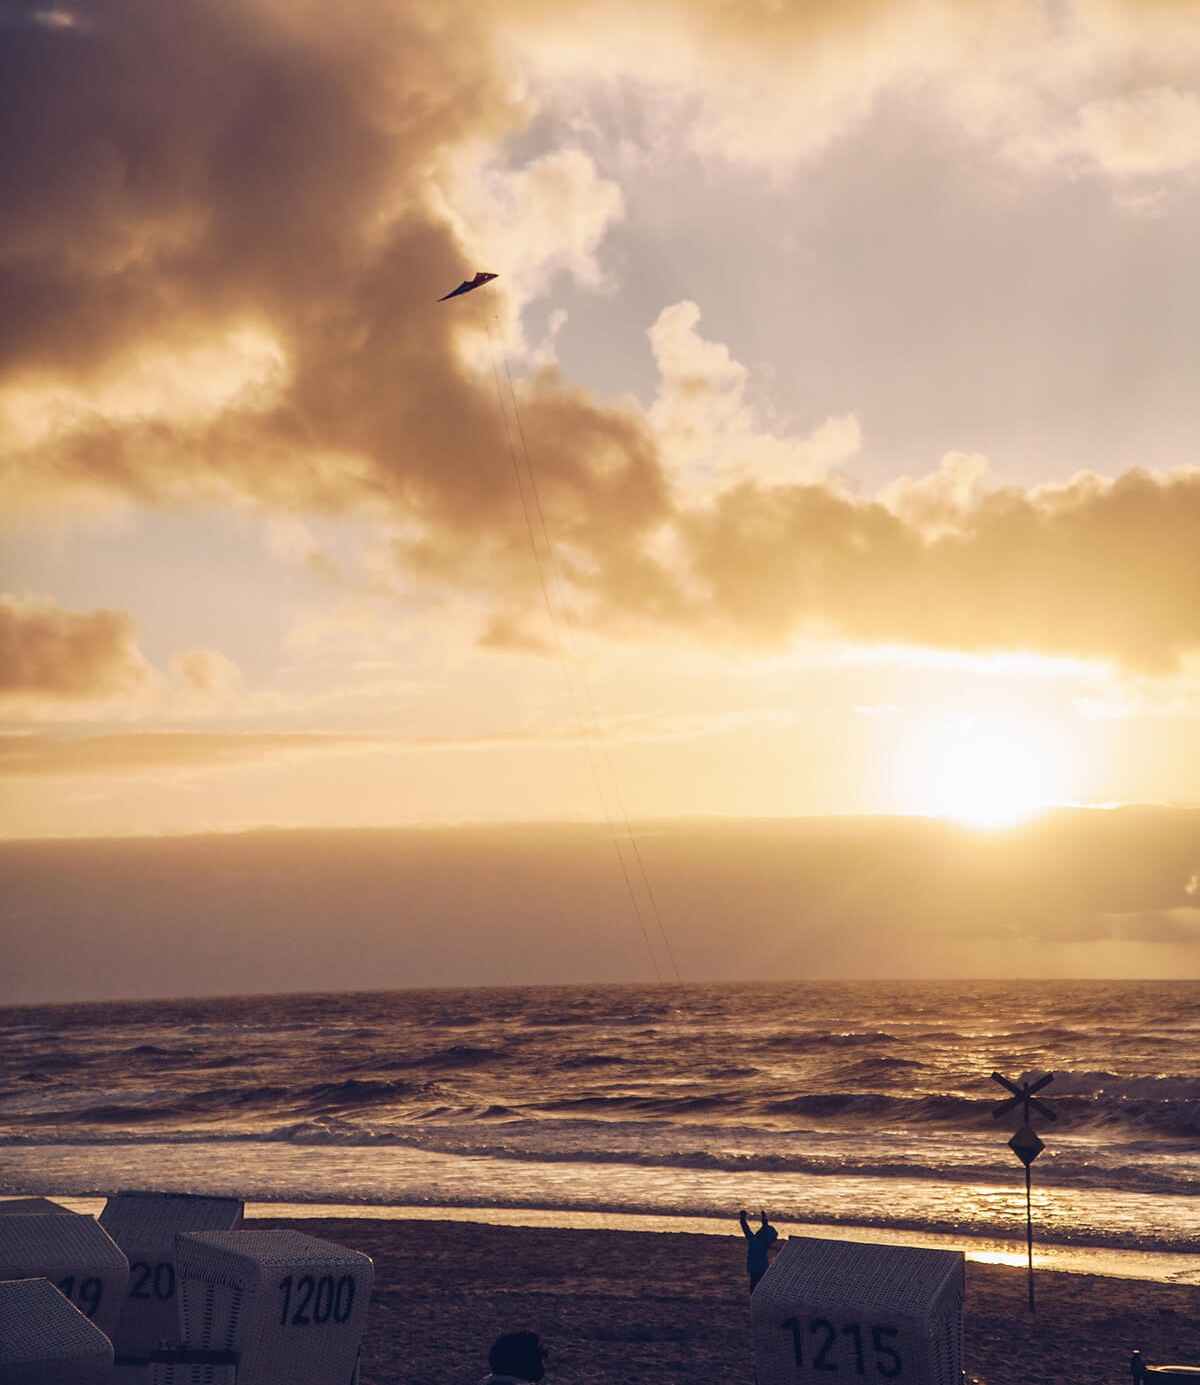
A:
[99,1190,244,1372]
[0,1211,129,1341]
[0,1196,74,1215]
[171,1229,373,1385]
[750,1236,965,1385]
[0,1277,115,1384]
[1131,1352,1200,1380]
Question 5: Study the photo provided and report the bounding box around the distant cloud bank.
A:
[2,808,1197,1002]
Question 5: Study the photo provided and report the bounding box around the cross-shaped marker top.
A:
[990,1070,1057,1124]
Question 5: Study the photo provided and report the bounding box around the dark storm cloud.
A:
[1,0,670,594]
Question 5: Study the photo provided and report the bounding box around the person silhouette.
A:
[479,1331,549,1384]
[739,1207,779,1293]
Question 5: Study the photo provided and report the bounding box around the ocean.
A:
[1,980,1196,1282]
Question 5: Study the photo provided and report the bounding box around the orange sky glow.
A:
[2,0,1199,997]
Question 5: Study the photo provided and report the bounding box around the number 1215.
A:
[780,1317,904,1378]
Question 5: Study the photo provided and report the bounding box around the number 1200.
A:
[780,1317,904,1378]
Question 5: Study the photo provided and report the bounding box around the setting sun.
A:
[909,715,1060,828]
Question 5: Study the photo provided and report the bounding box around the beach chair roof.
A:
[100,1189,244,1247]
[0,1196,74,1215]
[177,1229,372,1284]
[0,1212,128,1274]
[0,1277,114,1381]
[756,1235,965,1315]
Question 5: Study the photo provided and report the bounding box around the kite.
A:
[438,271,498,302]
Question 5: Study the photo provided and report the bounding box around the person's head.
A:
[488,1331,548,1382]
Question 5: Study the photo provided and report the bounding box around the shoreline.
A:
[49,1194,1200,1285]
[8,1138,1193,1262]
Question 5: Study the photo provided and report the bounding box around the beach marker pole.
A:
[1023,1162,1034,1312]
[990,1070,1055,1313]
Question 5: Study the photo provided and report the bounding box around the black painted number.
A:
[782,1317,804,1368]
[871,1325,903,1380]
[843,1323,864,1375]
[279,1274,356,1326]
[811,1317,838,1372]
[57,1274,103,1319]
[778,1318,904,1379]
[335,1274,355,1321]
[130,1260,176,1299]
[313,1274,334,1323]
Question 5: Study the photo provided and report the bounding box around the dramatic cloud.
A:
[3,0,1199,673]
[0,597,152,707]
[0,0,669,618]
[679,464,1200,671]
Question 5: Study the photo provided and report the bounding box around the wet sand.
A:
[247,1215,1200,1384]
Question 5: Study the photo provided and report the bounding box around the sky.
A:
[2,0,1199,997]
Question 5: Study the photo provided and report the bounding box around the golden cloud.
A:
[678,465,1200,671]
[0,596,152,705]
[517,0,1200,177]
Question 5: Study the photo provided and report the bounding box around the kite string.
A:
[487,314,735,1123]
[496,338,684,987]
[479,301,738,1165]
[485,317,671,985]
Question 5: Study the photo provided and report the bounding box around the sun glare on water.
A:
[911,715,1058,829]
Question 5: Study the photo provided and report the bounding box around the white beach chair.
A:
[0,1196,74,1214]
[170,1228,373,1385]
[0,1276,115,1384]
[0,1211,129,1341]
[98,1191,244,1381]
[750,1235,965,1385]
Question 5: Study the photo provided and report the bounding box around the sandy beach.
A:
[247,1215,1199,1385]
